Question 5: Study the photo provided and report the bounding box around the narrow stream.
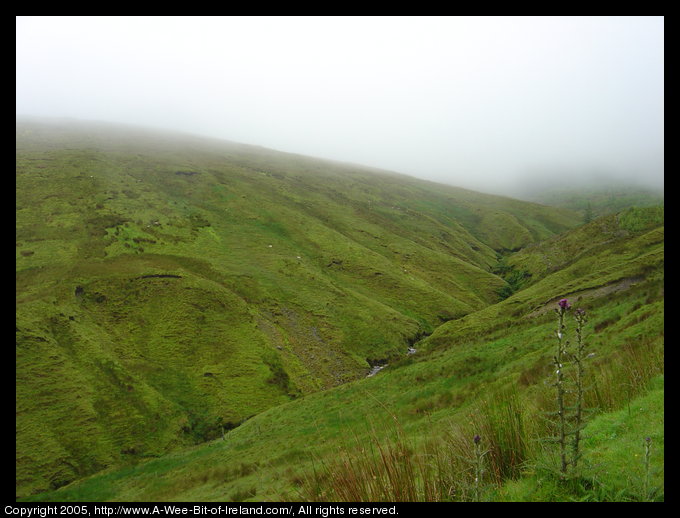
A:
[366,346,418,377]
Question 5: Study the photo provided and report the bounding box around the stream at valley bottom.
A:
[366,347,417,377]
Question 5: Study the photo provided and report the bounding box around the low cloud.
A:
[16,16,664,195]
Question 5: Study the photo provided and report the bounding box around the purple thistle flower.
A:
[473,434,481,445]
[558,298,571,310]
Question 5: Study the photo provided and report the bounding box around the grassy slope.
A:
[17,120,663,502]
[423,207,664,351]
[16,117,582,497]
[498,375,664,502]
[22,211,663,502]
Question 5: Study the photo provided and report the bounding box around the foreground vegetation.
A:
[16,118,663,501]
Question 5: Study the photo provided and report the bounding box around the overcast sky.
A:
[16,16,664,195]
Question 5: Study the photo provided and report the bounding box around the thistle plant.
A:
[643,437,652,500]
[549,298,594,477]
[553,298,571,475]
[472,434,488,502]
[570,307,588,469]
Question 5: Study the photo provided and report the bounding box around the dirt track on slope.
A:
[526,276,644,318]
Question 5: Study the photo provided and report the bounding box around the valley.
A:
[16,118,663,502]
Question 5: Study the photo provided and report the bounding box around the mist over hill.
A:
[17,17,663,197]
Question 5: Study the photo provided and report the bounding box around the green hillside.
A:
[16,118,584,498]
[21,205,663,502]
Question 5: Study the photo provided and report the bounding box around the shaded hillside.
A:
[16,117,582,497]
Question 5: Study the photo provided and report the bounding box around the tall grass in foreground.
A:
[296,418,442,501]
[296,387,536,502]
[587,339,664,413]
[295,304,663,502]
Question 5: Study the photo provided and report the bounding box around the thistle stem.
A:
[644,437,652,500]
[571,310,587,468]
[555,305,569,476]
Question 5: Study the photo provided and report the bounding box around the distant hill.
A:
[512,182,663,223]
[16,117,583,497]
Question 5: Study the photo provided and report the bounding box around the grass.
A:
[294,325,663,503]
[16,117,662,501]
[498,376,664,502]
[20,262,663,502]
[16,118,579,489]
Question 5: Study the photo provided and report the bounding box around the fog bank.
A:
[16,16,664,195]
